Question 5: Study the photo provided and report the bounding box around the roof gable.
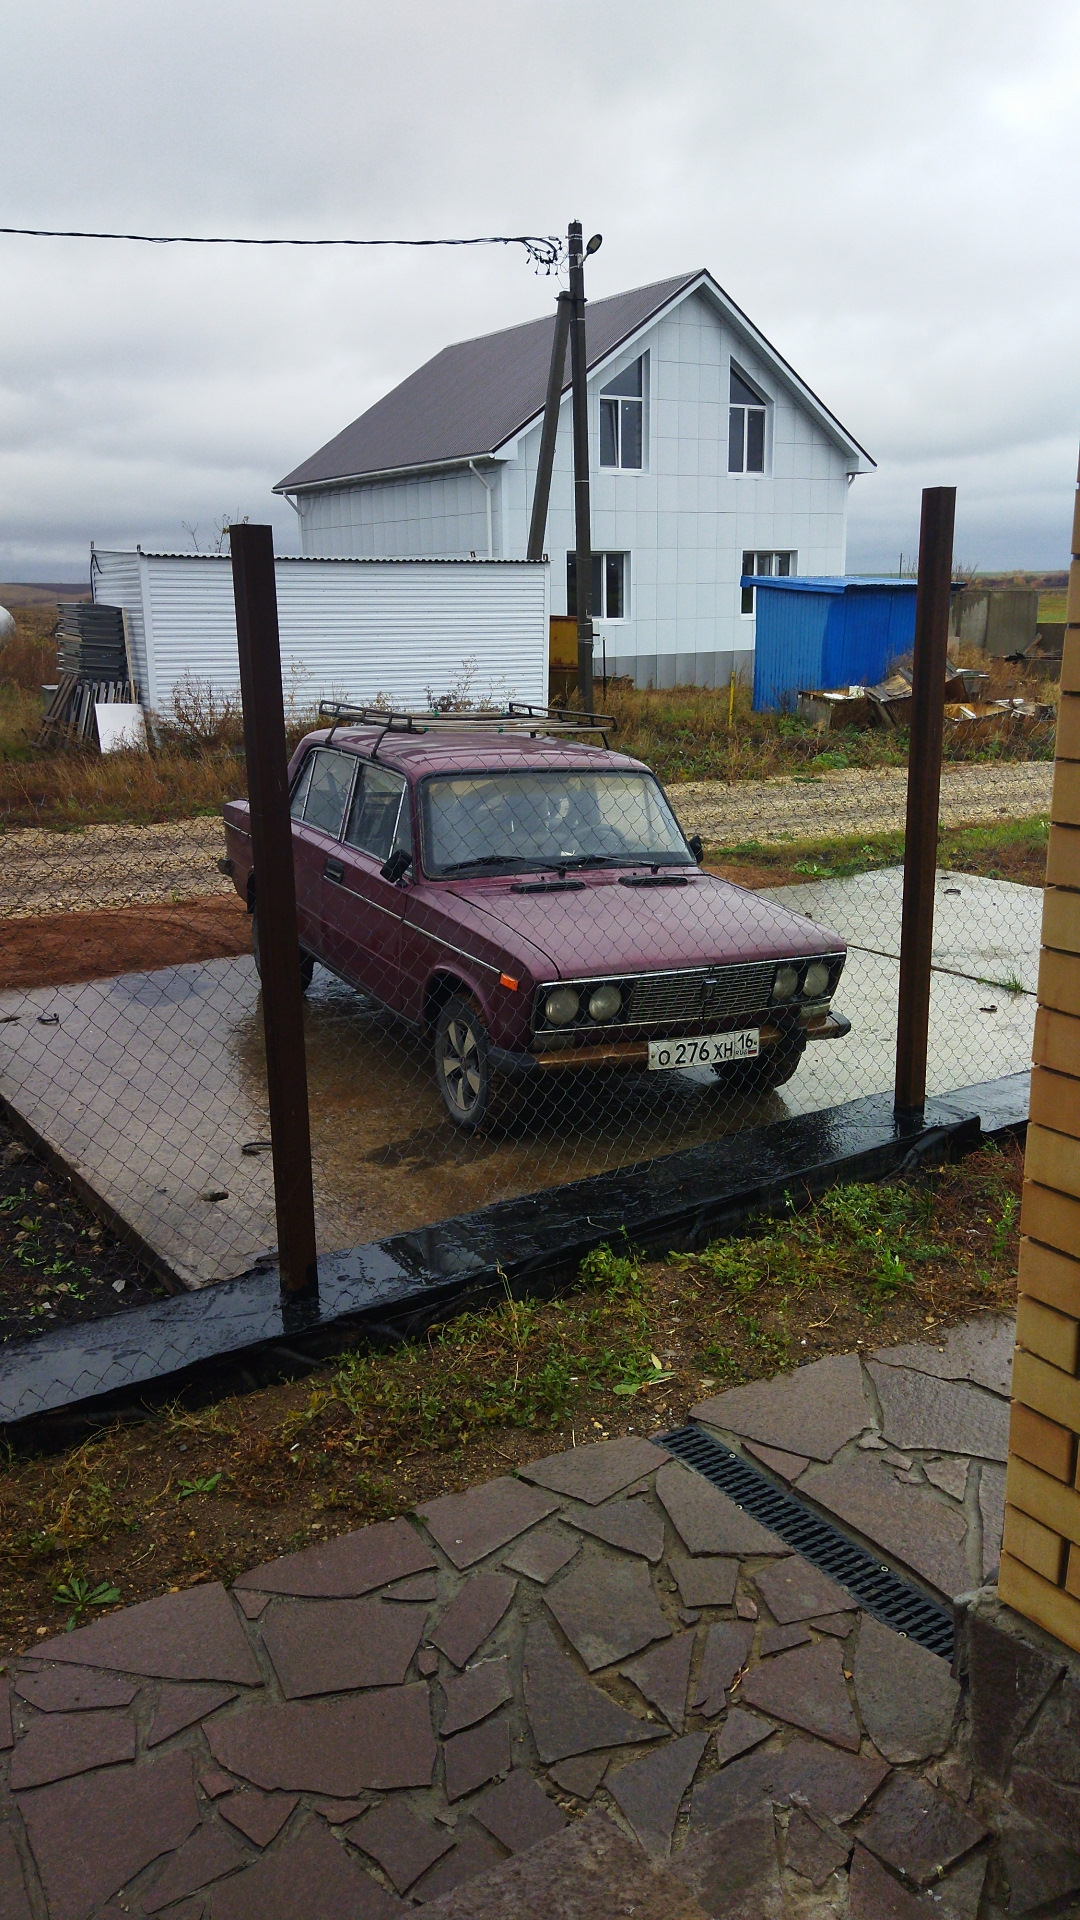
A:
[276,269,872,492]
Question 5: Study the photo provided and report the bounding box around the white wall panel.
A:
[91,554,548,720]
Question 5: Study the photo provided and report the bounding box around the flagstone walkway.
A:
[0,1317,1074,1917]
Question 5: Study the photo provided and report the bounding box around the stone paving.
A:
[0,1319,1074,1918]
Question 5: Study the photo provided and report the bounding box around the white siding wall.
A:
[91,554,548,718]
[298,466,499,559]
[296,287,854,690]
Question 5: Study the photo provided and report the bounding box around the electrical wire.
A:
[0,226,563,271]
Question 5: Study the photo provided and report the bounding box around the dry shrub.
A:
[152,673,246,756]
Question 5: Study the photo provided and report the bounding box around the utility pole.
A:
[527,290,571,565]
[568,221,601,712]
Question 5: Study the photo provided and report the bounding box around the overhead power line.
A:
[0,225,563,271]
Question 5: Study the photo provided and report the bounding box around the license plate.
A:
[647,1029,760,1072]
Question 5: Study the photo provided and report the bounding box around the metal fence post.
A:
[229,523,319,1303]
[894,486,956,1118]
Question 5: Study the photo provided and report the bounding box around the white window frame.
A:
[728,363,769,476]
[740,551,795,618]
[598,354,648,472]
[567,551,630,622]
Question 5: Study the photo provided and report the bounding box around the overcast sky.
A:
[1,0,1078,580]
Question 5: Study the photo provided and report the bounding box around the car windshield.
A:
[421,770,693,877]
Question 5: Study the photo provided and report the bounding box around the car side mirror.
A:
[688,833,704,865]
[381,847,413,884]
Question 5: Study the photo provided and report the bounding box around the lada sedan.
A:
[222,712,849,1129]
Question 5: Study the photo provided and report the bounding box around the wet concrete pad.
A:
[261,1598,427,1698]
[417,1479,560,1569]
[544,1546,671,1671]
[206,1686,436,1795]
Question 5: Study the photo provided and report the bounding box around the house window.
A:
[728,366,767,474]
[567,551,629,620]
[741,551,794,616]
[599,357,645,469]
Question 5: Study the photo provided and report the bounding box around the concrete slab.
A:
[0,864,1036,1289]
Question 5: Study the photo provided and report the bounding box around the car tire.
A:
[251,908,315,993]
[435,994,494,1129]
[714,1028,806,1094]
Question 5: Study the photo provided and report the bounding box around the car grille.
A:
[625,962,777,1026]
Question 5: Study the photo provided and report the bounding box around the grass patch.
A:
[0,1140,1022,1652]
[706,814,1049,890]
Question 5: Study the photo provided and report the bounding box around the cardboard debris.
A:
[798,667,999,733]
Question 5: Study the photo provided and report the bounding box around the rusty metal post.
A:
[894,486,956,1117]
[230,523,319,1303]
[527,290,571,564]
[568,221,595,712]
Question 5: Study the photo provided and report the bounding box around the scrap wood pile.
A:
[798,663,1054,746]
[39,602,142,750]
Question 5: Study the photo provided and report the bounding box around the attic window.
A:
[728,367,767,473]
[600,357,645,470]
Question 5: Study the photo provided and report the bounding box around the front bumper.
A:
[490,1008,850,1077]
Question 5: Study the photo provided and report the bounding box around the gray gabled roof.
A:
[275,269,873,492]
[275,273,698,492]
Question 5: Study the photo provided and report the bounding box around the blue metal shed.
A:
[748,576,919,711]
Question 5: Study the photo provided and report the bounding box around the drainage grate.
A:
[657,1424,954,1660]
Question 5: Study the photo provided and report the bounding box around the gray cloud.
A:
[1,0,1077,577]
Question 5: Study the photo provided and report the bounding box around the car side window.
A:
[289,752,315,820]
[345,764,410,863]
[298,748,355,837]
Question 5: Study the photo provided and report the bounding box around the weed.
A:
[176,1472,223,1500]
[990,1194,1018,1261]
[53,1574,121,1630]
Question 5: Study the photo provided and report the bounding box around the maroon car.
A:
[222,710,849,1128]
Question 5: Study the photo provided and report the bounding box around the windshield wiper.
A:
[556,854,688,871]
[438,856,562,876]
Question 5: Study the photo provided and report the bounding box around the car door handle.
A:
[324,857,345,884]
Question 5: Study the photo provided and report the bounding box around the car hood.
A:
[452,874,844,980]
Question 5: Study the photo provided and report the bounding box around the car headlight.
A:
[771,963,799,1003]
[803,960,831,999]
[544,986,580,1027]
[587,983,622,1023]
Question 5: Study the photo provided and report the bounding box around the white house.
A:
[275,270,874,692]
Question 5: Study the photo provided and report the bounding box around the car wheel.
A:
[251,907,315,993]
[714,1028,806,1094]
[435,994,493,1129]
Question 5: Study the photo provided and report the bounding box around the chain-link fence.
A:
[0,702,1042,1353]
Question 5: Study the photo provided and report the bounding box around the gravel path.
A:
[0,761,1053,916]
[1,818,232,918]
[672,758,1053,845]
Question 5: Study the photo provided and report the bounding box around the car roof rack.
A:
[317,700,617,748]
